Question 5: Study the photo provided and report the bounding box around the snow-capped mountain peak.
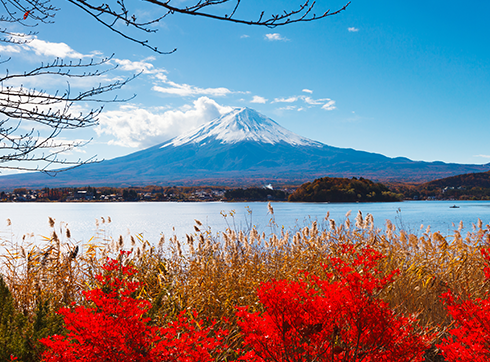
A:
[160,107,322,148]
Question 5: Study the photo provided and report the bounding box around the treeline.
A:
[415,170,490,200]
[224,188,288,201]
[289,177,403,202]
[387,170,490,200]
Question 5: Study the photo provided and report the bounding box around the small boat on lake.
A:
[449,205,459,209]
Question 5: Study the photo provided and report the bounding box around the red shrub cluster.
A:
[40,257,226,362]
[438,248,490,362]
[236,244,432,361]
[40,246,490,362]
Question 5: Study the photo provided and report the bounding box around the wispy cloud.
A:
[26,38,86,58]
[348,27,359,32]
[114,57,163,74]
[321,100,336,110]
[240,34,250,39]
[112,57,237,98]
[0,34,100,59]
[0,45,21,53]
[303,97,325,105]
[96,97,233,148]
[273,96,299,103]
[265,33,288,41]
[474,154,490,159]
[251,95,267,104]
[153,75,233,97]
[278,105,297,111]
[273,94,336,111]
[302,89,313,94]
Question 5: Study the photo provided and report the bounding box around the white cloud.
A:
[348,27,359,32]
[322,100,336,111]
[114,57,162,73]
[302,89,313,94]
[278,105,297,111]
[273,94,336,111]
[0,45,21,53]
[2,34,96,59]
[251,95,267,104]
[153,84,231,97]
[303,97,324,105]
[273,96,299,103]
[96,97,233,148]
[153,75,232,97]
[23,38,86,58]
[241,34,250,39]
[265,33,288,41]
[474,154,490,159]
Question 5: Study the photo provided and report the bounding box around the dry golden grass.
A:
[1,208,489,358]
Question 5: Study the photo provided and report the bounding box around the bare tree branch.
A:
[66,0,176,55]
[64,0,350,54]
[0,54,137,173]
[0,0,57,24]
[147,0,351,27]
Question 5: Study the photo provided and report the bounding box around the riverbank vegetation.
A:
[1,210,489,360]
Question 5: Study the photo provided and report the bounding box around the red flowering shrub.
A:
[40,256,226,362]
[236,244,432,362]
[437,249,490,362]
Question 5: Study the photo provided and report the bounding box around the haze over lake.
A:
[2,201,489,246]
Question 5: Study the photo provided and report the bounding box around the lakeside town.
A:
[0,185,295,202]
[0,186,229,202]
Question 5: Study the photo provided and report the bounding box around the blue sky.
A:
[3,0,490,170]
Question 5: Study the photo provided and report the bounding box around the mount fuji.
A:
[1,107,489,188]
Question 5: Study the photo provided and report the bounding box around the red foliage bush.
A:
[40,246,438,362]
[236,244,432,362]
[437,248,490,362]
[40,256,226,362]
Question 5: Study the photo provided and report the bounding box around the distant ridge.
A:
[423,170,490,189]
[0,107,489,188]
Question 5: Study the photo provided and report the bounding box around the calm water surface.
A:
[1,200,490,245]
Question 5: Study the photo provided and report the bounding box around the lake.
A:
[1,200,489,246]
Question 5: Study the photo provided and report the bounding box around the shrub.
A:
[437,248,490,362]
[40,255,227,362]
[0,274,65,361]
[236,244,433,361]
[0,275,28,360]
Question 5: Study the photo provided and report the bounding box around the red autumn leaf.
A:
[23,10,30,20]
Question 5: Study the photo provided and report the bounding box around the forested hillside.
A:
[289,177,403,202]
